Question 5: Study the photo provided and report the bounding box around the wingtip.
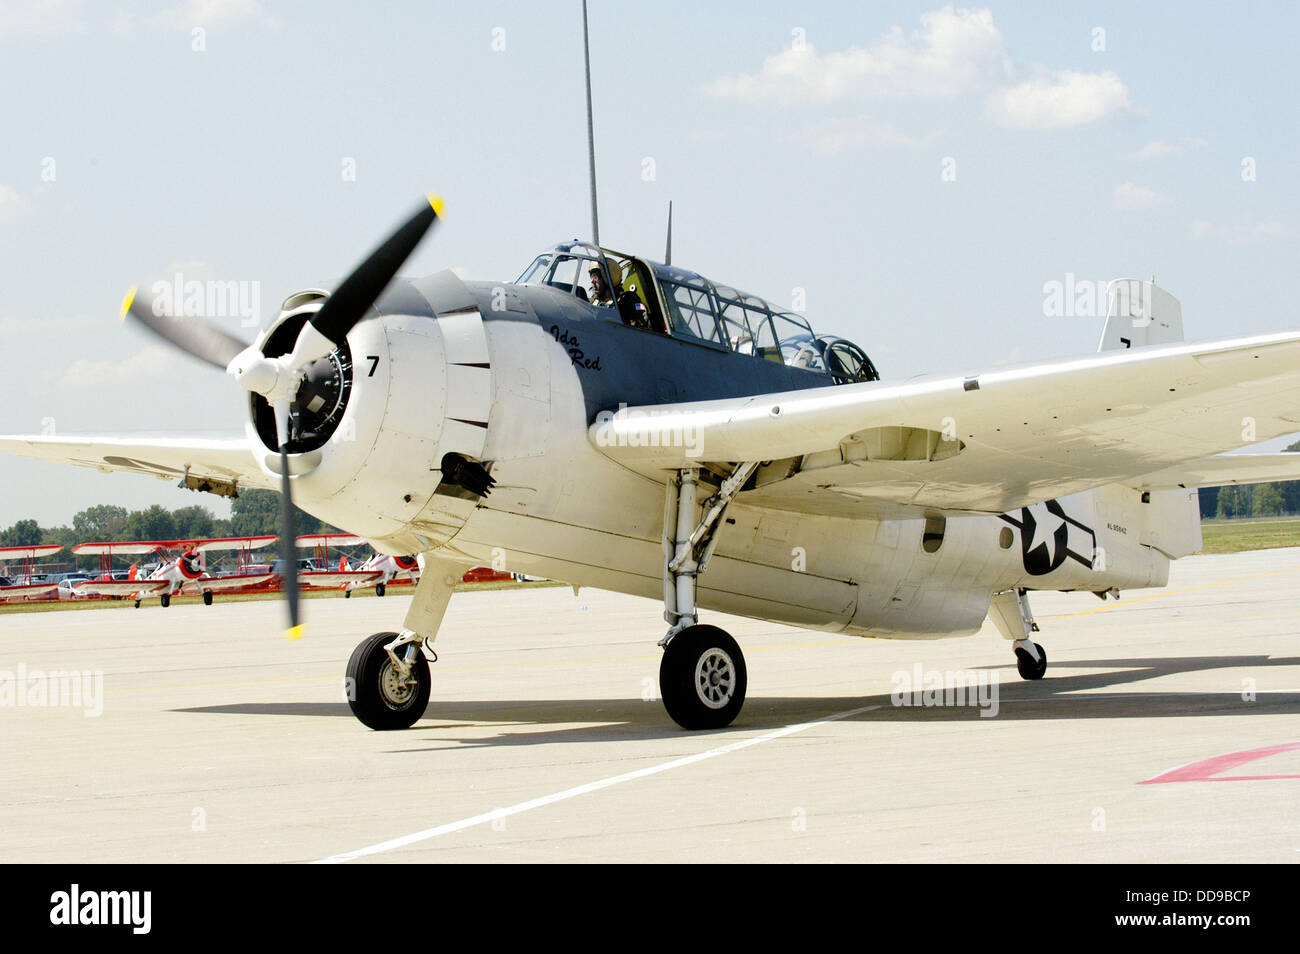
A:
[426,192,445,218]
[285,624,306,642]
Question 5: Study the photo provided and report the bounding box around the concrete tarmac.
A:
[1,548,1298,863]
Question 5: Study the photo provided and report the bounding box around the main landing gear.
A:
[345,556,457,730]
[160,593,171,608]
[990,588,1047,680]
[657,464,757,729]
[202,590,214,606]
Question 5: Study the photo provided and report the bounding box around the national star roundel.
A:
[999,499,1096,576]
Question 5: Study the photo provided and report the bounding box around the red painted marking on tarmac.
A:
[1140,741,1300,784]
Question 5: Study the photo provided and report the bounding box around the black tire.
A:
[344,589,351,599]
[160,593,171,608]
[134,600,141,609]
[346,631,430,730]
[659,624,747,730]
[375,582,386,597]
[1015,642,1047,680]
[202,590,214,606]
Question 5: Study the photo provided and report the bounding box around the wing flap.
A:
[1133,452,1300,489]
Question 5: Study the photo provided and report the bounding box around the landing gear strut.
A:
[658,464,757,729]
[990,588,1047,680]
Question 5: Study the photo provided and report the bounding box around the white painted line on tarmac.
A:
[314,703,882,864]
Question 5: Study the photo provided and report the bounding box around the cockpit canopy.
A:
[515,242,879,384]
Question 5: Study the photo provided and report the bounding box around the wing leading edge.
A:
[0,435,276,495]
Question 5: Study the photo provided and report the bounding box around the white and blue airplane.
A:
[4,195,1300,732]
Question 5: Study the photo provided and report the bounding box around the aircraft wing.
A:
[0,435,277,494]
[187,573,277,592]
[590,330,1300,518]
[0,582,60,599]
[76,579,171,597]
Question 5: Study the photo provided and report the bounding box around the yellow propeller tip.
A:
[285,624,306,642]
[426,192,445,217]
[119,286,138,321]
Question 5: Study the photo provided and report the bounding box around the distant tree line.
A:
[1197,440,1300,520]
[0,490,338,571]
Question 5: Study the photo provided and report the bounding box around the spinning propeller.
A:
[119,193,445,639]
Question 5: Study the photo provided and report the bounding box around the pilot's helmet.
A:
[593,260,621,285]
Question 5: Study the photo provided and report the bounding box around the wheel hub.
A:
[694,648,735,709]
[378,659,417,708]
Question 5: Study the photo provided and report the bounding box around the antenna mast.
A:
[582,0,600,245]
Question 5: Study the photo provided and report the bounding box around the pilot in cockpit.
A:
[588,262,615,307]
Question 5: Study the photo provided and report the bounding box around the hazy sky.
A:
[2,0,1298,526]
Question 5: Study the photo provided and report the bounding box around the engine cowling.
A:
[243,272,494,555]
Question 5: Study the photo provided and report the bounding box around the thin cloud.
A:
[0,0,83,39]
[812,116,936,154]
[152,0,280,30]
[988,69,1137,129]
[706,7,1012,103]
[1191,219,1287,244]
[708,7,1136,134]
[1130,137,1207,160]
[0,184,22,221]
[1113,182,1170,210]
[46,345,186,392]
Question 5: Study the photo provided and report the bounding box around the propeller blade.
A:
[309,193,444,348]
[279,447,303,641]
[120,286,250,370]
[269,401,303,640]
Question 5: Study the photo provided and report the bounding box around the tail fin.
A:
[1098,279,1200,556]
[1098,279,1184,352]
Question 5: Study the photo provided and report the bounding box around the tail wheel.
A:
[346,631,430,730]
[202,590,214,606]
[659,624,747,730]
[1015,642,1048,680]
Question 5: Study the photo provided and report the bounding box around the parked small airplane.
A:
[72,537,278,607]
[293,532,415,595]
[0,545,64,602]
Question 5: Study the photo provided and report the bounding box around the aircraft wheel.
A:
[659,624,747,730]
[1015,642,1047,680]
[160,593,171,608]
[344,589,351,599]
[375,582,386,597]
[346,632,430,730]
[134,600,141,609]
[202,591,213,606]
